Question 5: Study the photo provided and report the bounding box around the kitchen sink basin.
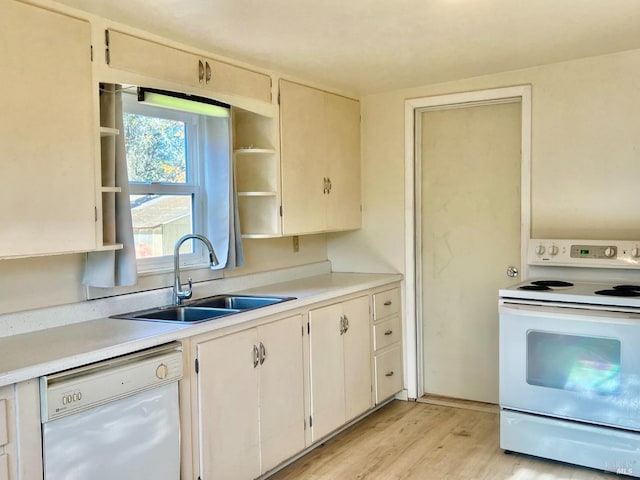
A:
[112,295,295,324]
[190,294,294,310]
[114,306,240,323]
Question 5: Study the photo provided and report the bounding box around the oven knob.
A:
[156,363,169,380]
[535,244,546,255]
[548,245,559,256]
[631,247,640,258]
[604,247,616,258]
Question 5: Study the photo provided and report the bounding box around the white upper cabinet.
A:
[0,0,96,258]
[279,80,362,235]
[106,30,272,103]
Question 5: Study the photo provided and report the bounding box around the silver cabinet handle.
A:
[327,177,332,193]
[205,61,212,84]
[198,60,205,84]
[252,344,259,368]
[384,330,393,336]
[339,315,345,335]
[323,177,329,194]
[343,314,349,334]
[259,342,266,365]
[384,300,392,306]
[385,371,394,377]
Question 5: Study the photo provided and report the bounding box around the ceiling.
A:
[57,0,640,95]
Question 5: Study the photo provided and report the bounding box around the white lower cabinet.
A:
[195,314,305,479]
[0,381,42,480]
[372,287,403,404]
[308,296,372,441]
[374,346,403,404]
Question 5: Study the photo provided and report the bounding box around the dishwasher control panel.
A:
[40,342,183,422]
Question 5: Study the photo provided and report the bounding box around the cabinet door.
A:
[258,315,305,473]
[342,296,372,420]
[107,30,199,87]
[197,330,261,480]
[324,92,362,231]
[279,79,362,235]
[308,302,345,441]
[204,58,271,103]
[0,1,96,257]
[279,80,327,235]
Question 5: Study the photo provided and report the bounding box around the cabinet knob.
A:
[385,371,394,377]
[384,330,393,336]
[383,300,392,306]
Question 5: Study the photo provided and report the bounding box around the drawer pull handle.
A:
[383,300,392,306]
[384,330,393,336]
[385,371,394,377]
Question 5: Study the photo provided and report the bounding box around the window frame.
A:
[122,93,209,273]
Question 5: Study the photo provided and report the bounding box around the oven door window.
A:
[526,331,621,395]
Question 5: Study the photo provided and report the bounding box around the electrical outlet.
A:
[292,236,299,253]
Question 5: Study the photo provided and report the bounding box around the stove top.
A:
[499,280,640,308]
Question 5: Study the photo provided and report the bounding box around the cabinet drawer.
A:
[0,399,6,447]
[374,347,402,404]
[0,454,7,480]
[373,316,401,351]
[373,288,400,320]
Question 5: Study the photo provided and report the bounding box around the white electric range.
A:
[499,240,640,477]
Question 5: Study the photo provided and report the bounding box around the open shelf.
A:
[234,148,276,154]
[232,107,282,237]
[237,191,277,197]
[100,126,120,137]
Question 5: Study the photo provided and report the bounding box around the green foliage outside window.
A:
[123,113,187,184]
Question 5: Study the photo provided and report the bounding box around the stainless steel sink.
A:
[190,294,294,310]
[113,306,240,323]
[112,295,295,324]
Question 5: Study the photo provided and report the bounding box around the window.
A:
[122,89,231,272]
[527,331,621,395]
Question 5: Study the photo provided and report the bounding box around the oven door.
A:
[499,301,640,431]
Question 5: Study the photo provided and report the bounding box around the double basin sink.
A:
[112,294,295,324]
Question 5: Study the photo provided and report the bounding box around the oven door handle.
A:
[500,301,640,325]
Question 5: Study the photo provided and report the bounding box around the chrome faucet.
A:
[173,234,219,305]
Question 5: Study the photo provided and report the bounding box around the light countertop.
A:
[0,272,402,387]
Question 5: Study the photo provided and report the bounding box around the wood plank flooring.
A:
[269,400,623,480]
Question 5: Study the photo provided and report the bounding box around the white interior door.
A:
[420,101,522,404]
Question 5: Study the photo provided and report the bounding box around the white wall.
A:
[329,48,640,281]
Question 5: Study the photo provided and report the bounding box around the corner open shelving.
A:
[97,83,123,251]
[233,108,282,238]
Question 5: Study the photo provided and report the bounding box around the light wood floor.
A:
[269,400,623,480]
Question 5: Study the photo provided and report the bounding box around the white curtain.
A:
[83,87,138,287]
[203,115,244,269]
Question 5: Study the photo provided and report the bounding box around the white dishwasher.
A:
[40,342,183,480]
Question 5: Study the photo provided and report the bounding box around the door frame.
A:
[403,86,532,399]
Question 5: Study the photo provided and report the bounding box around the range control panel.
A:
[528,239,640,268]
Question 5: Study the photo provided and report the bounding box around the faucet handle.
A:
[185,277,193,298]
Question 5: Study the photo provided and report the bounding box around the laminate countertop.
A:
[0,272,402,387]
